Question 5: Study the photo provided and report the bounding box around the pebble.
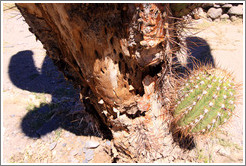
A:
[220,14,229,19]
[70,150,78,156]
[230,16,237,22]
[85,149,94,161]
[49,142,57,151]
[217,147,231,157]
[207,7,222,19]
[228,5,243,15]
[84,141,100,149]
[222,4,232,8]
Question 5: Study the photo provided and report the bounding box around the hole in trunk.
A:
[148,63,162,77]
[101,68,105,74]
[119,52,123,59]
[110,37,114,46]
[95,50,101,59]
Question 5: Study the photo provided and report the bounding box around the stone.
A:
[214,18,220,22]
[207,7,223,19]
[49,142,57,150]
[220,14,230,19]
[213,4,221,8]
[228,5,243,15]
[84,149,94,161]
[222,4,233,8]
[62,143,67,147]
[84,141,100,149]
[230,15,238,22]
[193,7,207,19]
[217,147,231,157]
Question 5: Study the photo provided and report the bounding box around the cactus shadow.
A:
[8,50,112,139]
[185,36,215,70]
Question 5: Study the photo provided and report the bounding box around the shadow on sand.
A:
[8,50,106,139]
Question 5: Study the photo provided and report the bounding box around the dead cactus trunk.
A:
[16,3,201,162]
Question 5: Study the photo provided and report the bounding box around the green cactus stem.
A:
[171,68,237,136]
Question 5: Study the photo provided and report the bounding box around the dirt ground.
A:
[2,4,244,164]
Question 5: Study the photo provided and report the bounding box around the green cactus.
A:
[171,68,237,136]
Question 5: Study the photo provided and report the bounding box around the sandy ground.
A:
[2,5,244,164]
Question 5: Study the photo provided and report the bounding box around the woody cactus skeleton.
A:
[15,3,237,162]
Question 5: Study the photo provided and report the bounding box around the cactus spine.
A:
[171,67,237,136]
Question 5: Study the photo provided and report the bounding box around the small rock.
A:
[230,15,238,22]
[49,142,57,151]
[62,143,67,147]
[217,147,231,156]
[214,18,220,22]
[213,4,221,8]
[84,141,100,149]
[228,5,243,15]
[70,150,78,156]
[220,14,230,19]
[193,7,207,19]
[222,4,232,8]
[85,149,94,161]
[207,7,223,19]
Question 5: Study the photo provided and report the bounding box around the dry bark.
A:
[16,3,200,162]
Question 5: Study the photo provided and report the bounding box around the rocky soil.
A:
[2,4,244,164]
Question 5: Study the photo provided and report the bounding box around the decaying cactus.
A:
[171,66,239,139]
